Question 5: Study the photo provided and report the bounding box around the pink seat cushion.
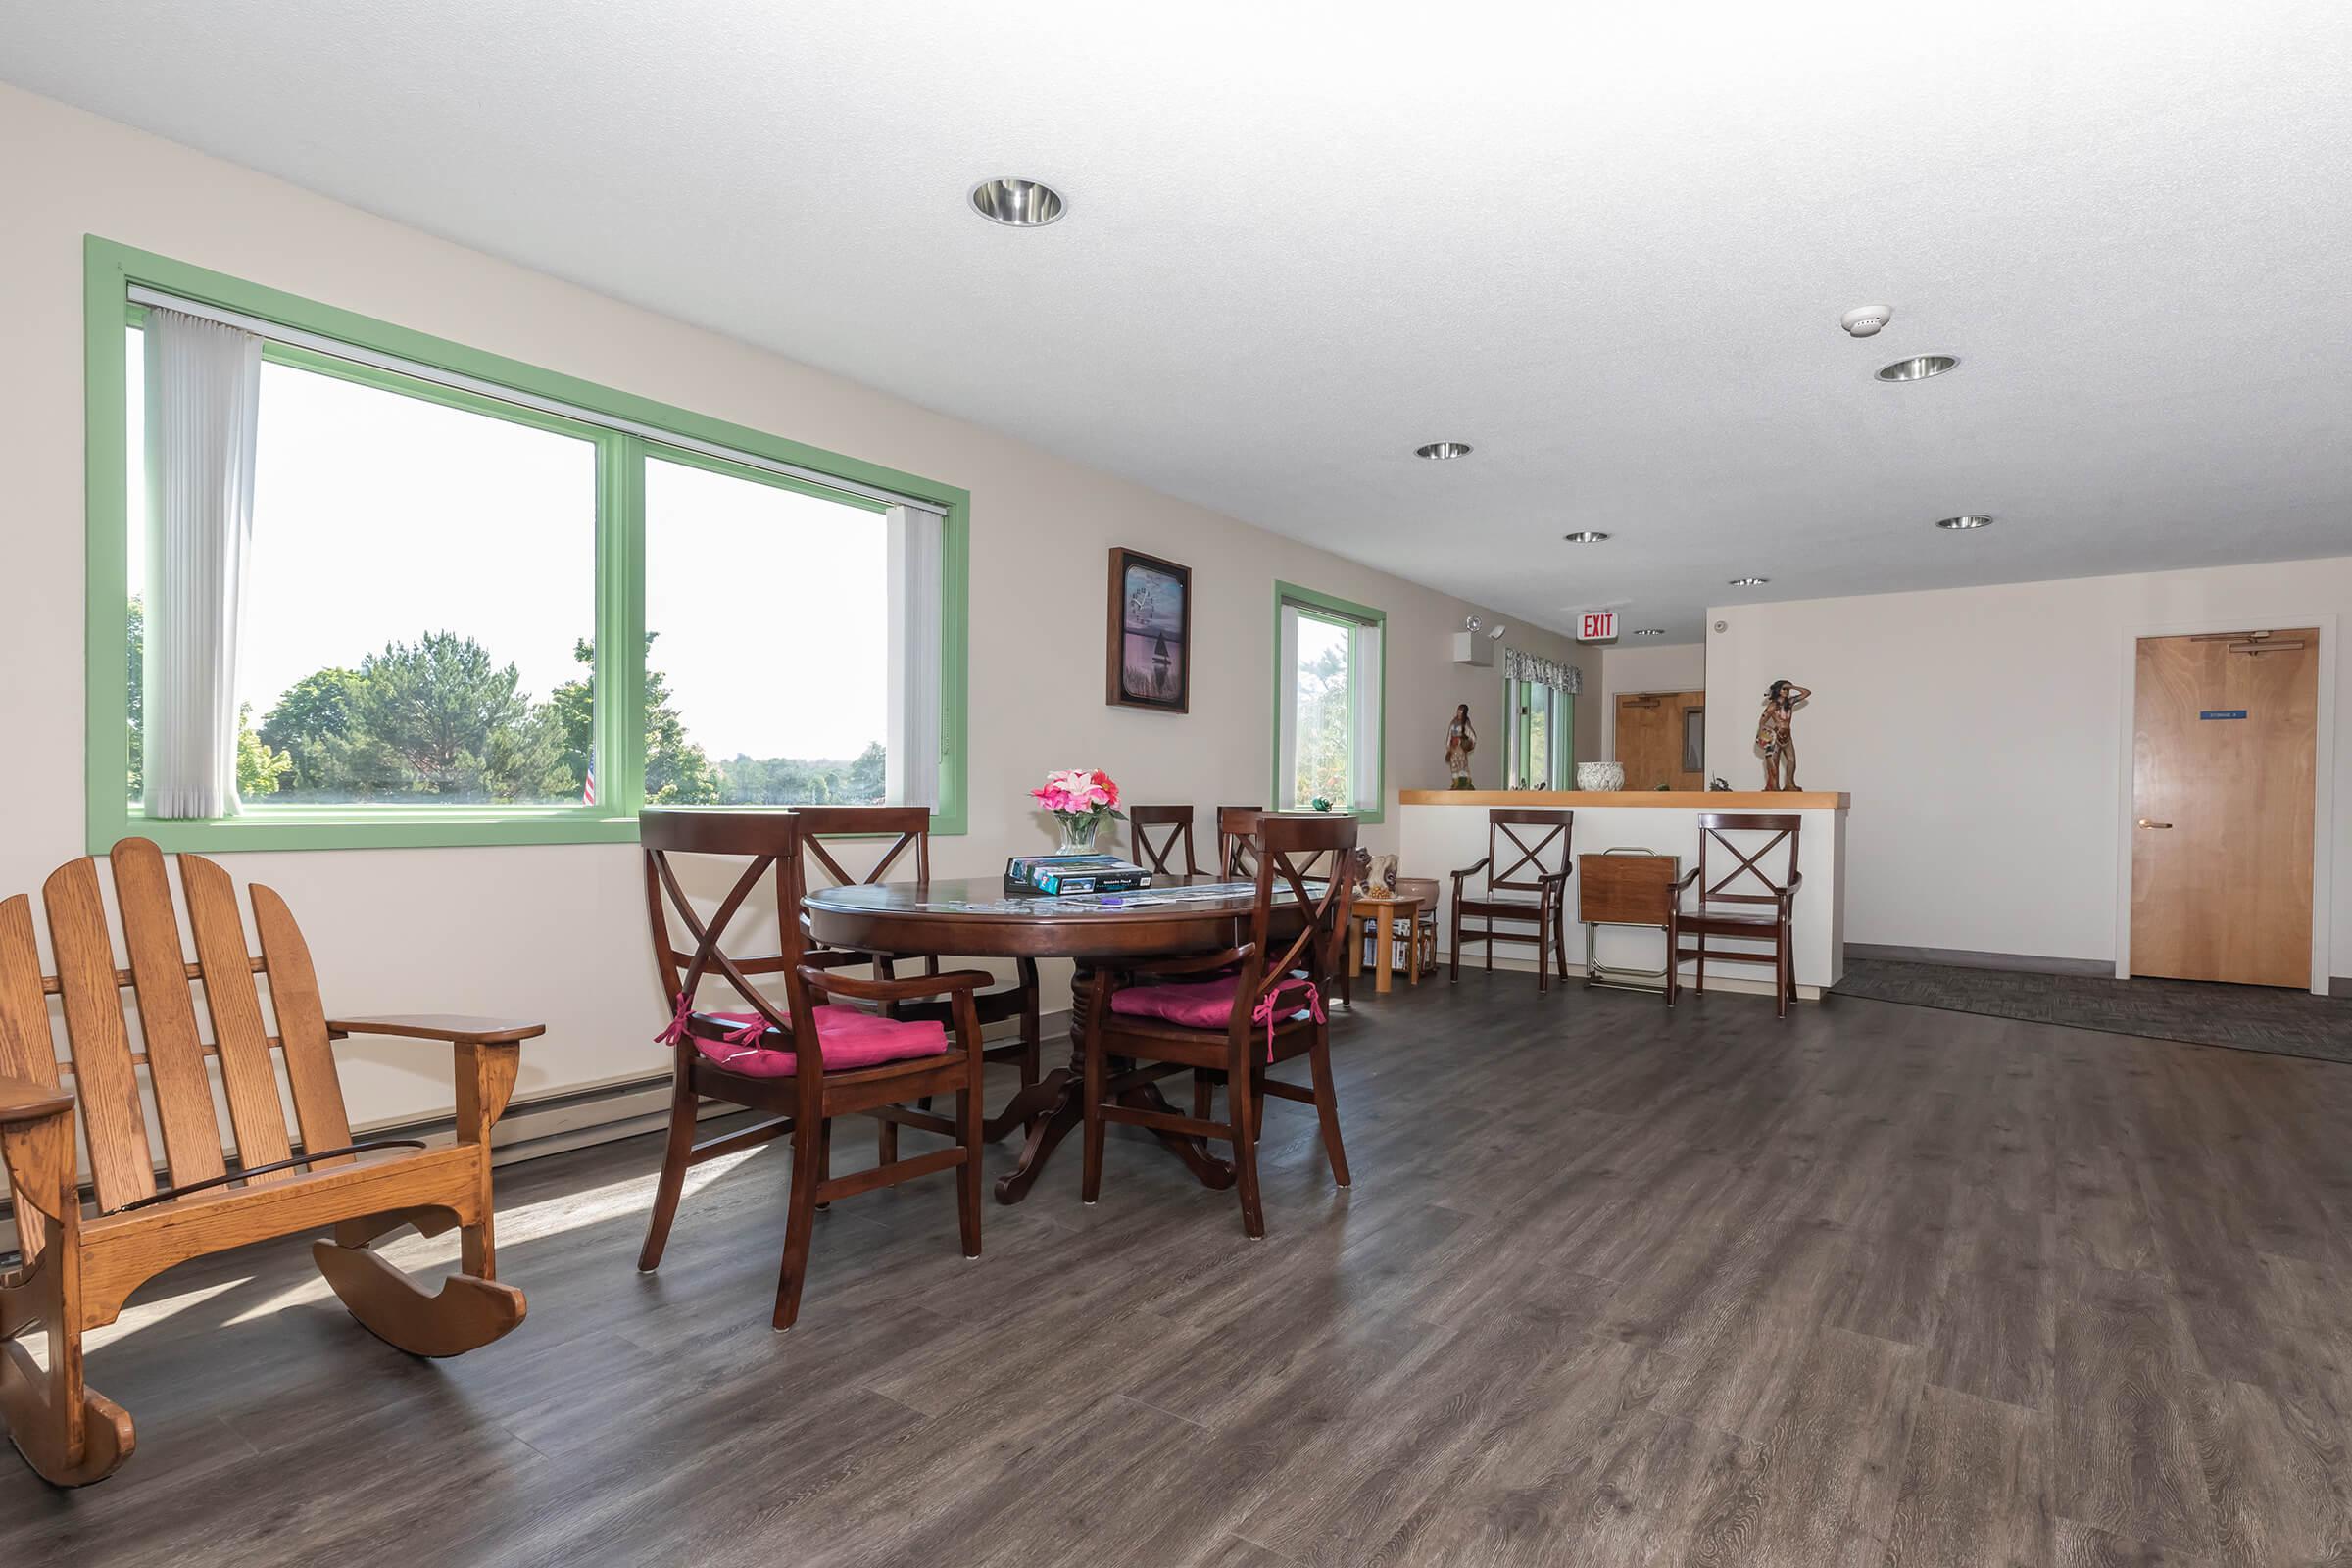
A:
[1109,973,1319,1032]
[1109,973,1247,1030]
[691,1006,948,1078]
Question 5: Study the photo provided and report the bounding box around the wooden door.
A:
[1616,691,1704,790]
[2131,629,2318,987]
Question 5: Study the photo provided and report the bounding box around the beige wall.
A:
[0,84,1594,1127]
[1703,557,2352,983]
[1598,642,1706,769]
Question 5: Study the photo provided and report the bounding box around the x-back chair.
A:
[1127,805,1201,877]
[1672,812,1804,1017]
[789,806,1043,1160]
[637,809,985,1329]
[0,838,544,1487]
[1082,813,1357,1238]
[1449,808,1575,993]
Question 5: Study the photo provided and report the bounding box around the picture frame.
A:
[1105,547,1192,712]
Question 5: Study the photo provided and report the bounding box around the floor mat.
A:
[1833,956,2352,1065]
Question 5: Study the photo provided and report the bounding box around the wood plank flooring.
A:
[7,974,2352,1566]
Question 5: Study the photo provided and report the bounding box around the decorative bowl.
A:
[1576,762,1626,792]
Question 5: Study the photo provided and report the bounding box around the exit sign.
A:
[1578,612,1618,642]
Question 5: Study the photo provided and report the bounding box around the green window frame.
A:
[83,236,970,853]
[1269,580,1387,823]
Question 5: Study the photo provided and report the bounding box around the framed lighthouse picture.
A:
[1106,547,1192,713]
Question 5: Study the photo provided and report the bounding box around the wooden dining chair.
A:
[1216,805,1266,878]
[1081,813,1357,1238]
[1672,812,1804,1018]
[0,839,544,1487]
[637,809,986,1330]
[1127,805,1200,876]
[789,806,1042,1160]
[1449,808,1575,993]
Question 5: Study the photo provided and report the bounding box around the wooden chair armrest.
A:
[0,1072,74,1128]
[1780,870,1805,895]
[1450,858,1491,885]
[797,967,994,1004]
[1672,866,1702,892]
[327,1014,548,1047]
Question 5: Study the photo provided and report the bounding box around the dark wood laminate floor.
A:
[8,974,2352,1566]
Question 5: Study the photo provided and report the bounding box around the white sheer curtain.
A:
[885,504,944,809]
[142,307,264,819]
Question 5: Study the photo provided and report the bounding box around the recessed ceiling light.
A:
[1936,514,1995,529]
[1877,355,1958,382]
[1728,576,1769,586]
[969,177,1065,226]
[1562,530,1610,543]
[1415,441,1473,461]
[1632,628,1666,637]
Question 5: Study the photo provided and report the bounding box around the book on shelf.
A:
[1004,854,1155,896]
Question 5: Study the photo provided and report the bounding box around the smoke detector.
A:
[1840,304,1894,338]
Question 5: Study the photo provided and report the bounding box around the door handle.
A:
[2136,819,2174,829]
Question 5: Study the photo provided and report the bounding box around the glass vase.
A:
[1056,814,1103,855]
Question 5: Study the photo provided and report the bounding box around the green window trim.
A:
[83,236,970,854]
[1269,580,1388,824]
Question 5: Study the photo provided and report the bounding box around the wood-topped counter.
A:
[1397,789,1849,809]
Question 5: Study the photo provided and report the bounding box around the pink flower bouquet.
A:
[1032,767,1123,851]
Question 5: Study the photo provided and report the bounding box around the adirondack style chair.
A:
[0,839,544,1487]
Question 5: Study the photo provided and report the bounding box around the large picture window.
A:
[86,238,968,851]
[1272,582,1386,820]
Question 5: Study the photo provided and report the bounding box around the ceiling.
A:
[7,2,2349,643]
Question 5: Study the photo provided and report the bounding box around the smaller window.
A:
[1505,675,1575,789]
[1273,583,1386,819]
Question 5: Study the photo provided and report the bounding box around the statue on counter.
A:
[1445,704,1477,789]
[1755,680,1811,791]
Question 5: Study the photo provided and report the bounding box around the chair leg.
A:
[1192,1071,1215,1120]
[1308,1029,1350,1187]
[637,1069,699,1272]
[0,1117,136,1488]
[1449,899,1461,983]
[876,1110,897,1166]
[1777,938,1792,1020]
[813,1116,834,1211]
[773,1104,825,1332]
[1554,904,1571,985]
[1537,912,1551,995]
[956,1077,982,1258]
[1694,941,1706,994]
[1230,1055,1265,1239]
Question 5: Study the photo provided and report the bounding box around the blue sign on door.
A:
[2199,709,2248,720]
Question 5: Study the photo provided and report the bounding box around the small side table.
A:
[1348,892,1425,996]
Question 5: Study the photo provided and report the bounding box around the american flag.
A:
[582,747,598,807]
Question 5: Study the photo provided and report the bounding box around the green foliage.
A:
[259,631,573,801]
[257,667,362,791]
[1291,638,1352,809]
[234,704,291,797]
[138,610,890,812]
[125,597,143,797]
[551,636,721,806]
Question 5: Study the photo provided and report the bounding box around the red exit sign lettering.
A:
[1577,612,1618,641]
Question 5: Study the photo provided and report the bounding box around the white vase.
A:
[1576,762,1626,792]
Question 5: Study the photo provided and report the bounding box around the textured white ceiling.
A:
[7,1,2350,641]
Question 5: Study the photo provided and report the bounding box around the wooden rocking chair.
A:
[0,839,543,1487]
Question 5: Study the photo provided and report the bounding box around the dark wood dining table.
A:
[803,873,1310,1204]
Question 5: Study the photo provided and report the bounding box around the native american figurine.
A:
[1445,704,1477,789]
[1755,680,1811,791]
